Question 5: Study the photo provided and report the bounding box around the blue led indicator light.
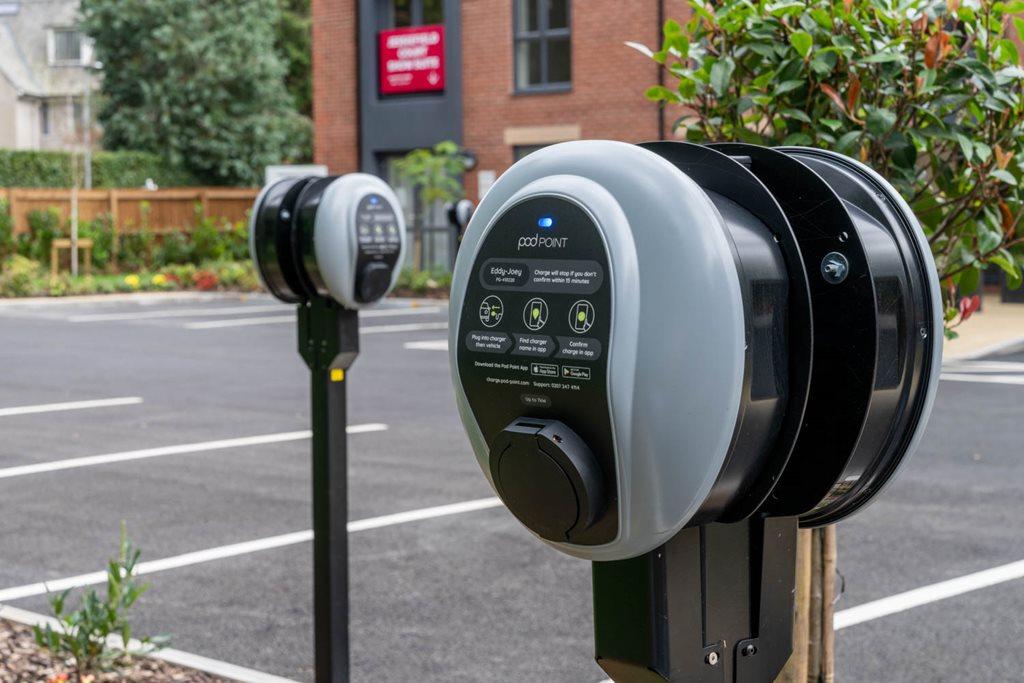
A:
[369,196,380,205]
[538,216,554,229]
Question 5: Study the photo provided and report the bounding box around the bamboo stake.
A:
[821,525,837,683]
[808,529,823,680]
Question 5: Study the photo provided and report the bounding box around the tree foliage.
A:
[81,0,312,186]
[635,0,1024,327]
[392,141,466,270]
[276,0,313,117]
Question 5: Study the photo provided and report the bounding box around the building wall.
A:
[14,99,39,149]
[311,0,693,191]
[461,0,684,200]
[312,0,360,174]
[0,78,18,149]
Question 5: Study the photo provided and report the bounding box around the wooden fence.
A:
[0,187,260,235]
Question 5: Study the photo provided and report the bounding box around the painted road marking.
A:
[405,339,449,351]
[941,373,1024,386]
[0,424,386,480]
[184,307,446,330]
[0,497,503,603]
[0,605,299,683]
[0,396,143,418]
[834,558,1024,629]
[68,305,286,322]
[361,322,448,335]
[941,361,1024,373]
[184,315,295,329]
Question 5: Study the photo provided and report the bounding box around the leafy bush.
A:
[0,149,197,188]
[118,231,156,271]
[0,198,14,259]
[79,215,116,270]
[0,255,45,297]
[153,232,194,268]
[395,267,452,293]
[34,526,166,679]
[20,208,63,262]
[191,216,228,263]
[637,0,1024,328]
[221,221,251,261]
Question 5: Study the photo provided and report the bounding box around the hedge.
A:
[0,149,199,189]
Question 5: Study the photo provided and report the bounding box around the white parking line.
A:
[0,497,503,603]
[941,373,1024,386]
[941,361,1024,373]
[184,307,446,330]
[405,339,449,351]
[834,558,1024,629]
[0,396,143,418]
[362,321,448,335]
[0,605,299,683]
[68,305,286,322]
[184,315,295,329]
[0,424,386,480]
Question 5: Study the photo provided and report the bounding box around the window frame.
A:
[386,0,443,28]
[48,27,84,66]
[513,0,572,94]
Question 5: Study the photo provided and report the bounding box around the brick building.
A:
[312,0,689,264]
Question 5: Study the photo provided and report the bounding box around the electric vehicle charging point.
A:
[449,141,942,682]
[250,173,406,683]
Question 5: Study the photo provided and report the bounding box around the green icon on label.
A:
[578,311,587,322]
[523,298,548,331]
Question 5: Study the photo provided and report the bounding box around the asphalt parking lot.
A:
[1,292,1023,682]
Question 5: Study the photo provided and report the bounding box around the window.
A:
[514,144,548,161]
[514,0,571,92]
[389,0,443,27]
[50,28,83,65]
[40,102,50,136]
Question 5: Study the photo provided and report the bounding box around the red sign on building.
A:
[378,24,446,95]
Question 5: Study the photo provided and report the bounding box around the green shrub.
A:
[153,232,194,268]
[222,220,251,261]
[638,0,1024,330]
[0,198,14,259]
[79,214,116,270]
[191,215,227,263]
[118,231,155,271]
[0,255,44,297]
[395,266,452,293]
[21,208,63,262]
[0,149,199,188]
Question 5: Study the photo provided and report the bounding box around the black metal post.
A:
[299,297,360,683]
[593,516,798,683]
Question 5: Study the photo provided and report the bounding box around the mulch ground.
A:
[0,619,227,683]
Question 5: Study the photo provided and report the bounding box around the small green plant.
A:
[393,141,466,271]
[34,525,166,679]
[635,0,1024,335]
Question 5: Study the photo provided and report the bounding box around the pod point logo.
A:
[518,233,568,251]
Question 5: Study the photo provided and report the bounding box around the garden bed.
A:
[0,619,225,683]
